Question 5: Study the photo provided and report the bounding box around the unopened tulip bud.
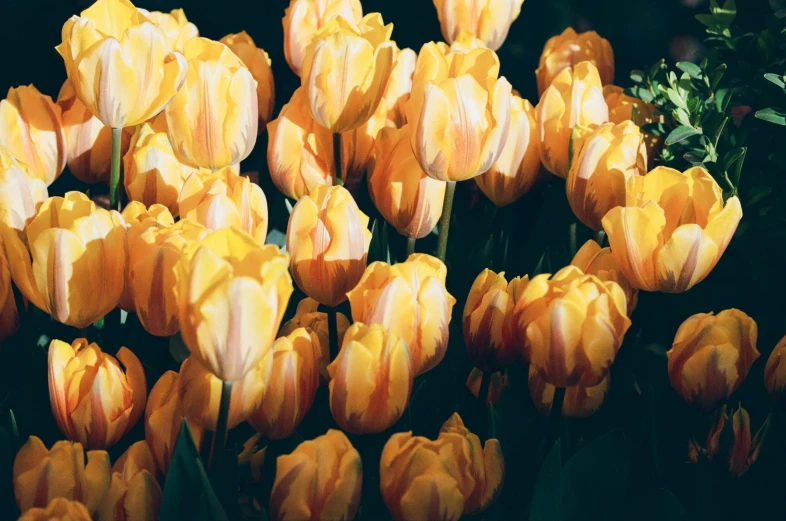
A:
[144,8,199,52]
[764,335,786,397]
[536,28,614,95]
[667,309,759,410]
[571,239,638,315]
[97,441,161,521]
[728,405,767,478]
[433,0,524,51]
[17,498,92,521]
[221,31,275,129]
[528,366,609,417]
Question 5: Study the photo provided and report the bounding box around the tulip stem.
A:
[110,127,122,210]
[333,133,343,186]
[208,381,233,469]
[593,229,606,247]
[328,307,339,361]
[436,181,457,263]
[406,237,416,257]
[568,222,577,256]
[478,370,491,408]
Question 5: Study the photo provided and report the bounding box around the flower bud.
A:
[602,166,742,293]
[287,185,371,307]
[348,254,456,375]
[528,366,609,417]
[174,228,292,382]
[1,192,126,328]
[13,436,110,515]
[0,85,66,186]
[144,8,199,52]
[221,31,275,128]
[406,42,512,181]
[536,28,614,95]
[328,323,413,434]
[97,441,161,521]
[0,145,47,233]
[301,13,395,133]
[178,169,269,244]
[764,335,786,397]
[270,430,362,521]
[282,0,363,77]
[368,125,446,239]
[667,309,759,410]
[603,85,661,162]
[165,37,257,169]
[17,498,92,521]
[571,239,637,315]
[249,328,319,439]
[512,265,631,387]
[567,121,647,230]
[433,0,524,51]
[466,368,506,406]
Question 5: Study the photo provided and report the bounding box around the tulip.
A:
[603,85,661,161]
[328,323,413,434]
[571,239,638,315]
[178,356,269,431]
[174,227,293,382]
[121,201,175,228]
[536,28,615,96]
[367,125,446,239]
[602,166,743,293]
[0,242,19,342]
[433,0,524,51]
[301,13,395,133]
[381,47,417,128]
[249,328,319,439]
[178,169,269,244]
[463,269,527,372]
[0,85,66,186]
[0,192,126,328]
[528,366,609,417]
[97,441,161,521]
[567,121,647,230]
[57,80,132,184]
[221,31,275,129]
[287,185,371,307]
[340,99,390,192]
[144,8,199,53]
[466,368,505,406]
[145,370,204,474]
[282,0,363,76]
[512,265,630,387]
[56,0,188,129]
[269,430,362,521]
[13,436,110,515]
[474,95,540,207]
[348,254,456,375]
[0,145,47,233]
[165,37,257,170]
[688,404,727,464]
[267,87,335,200]
[537,61,609,179]
[406,42,512,182]
[123,120,197,216]
[278,297,350,382]
[667,309,759,410]
[764,335,786,397]
[17,498,92,521]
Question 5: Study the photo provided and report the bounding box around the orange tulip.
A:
[0,145,48,232]
[528,366,610,417]
[0,241,18,342]
[97,441,161,521]
[221,31,275,129]
[432,0,525,51]
[536,28,614,95]
[764,335,786,397]
[17,498,92,521]
[570,239,638,315]
[466,368,505,406]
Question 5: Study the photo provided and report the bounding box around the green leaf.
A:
[715,87,733,112]
[488,403,502,441]
[724,147,747,191]
[625,489,685,521]
[676,61,702,79]
[764,73,786,89]
[695,13,717,28]
[755,108,786,125]
[265,229,286,249]
[367,218,391,264]
[665,126,701,146]
[711,0,736,27]
[284,198,294,215]
[528,441,563,521]
[630,70,645,83]
[169,333,190,364]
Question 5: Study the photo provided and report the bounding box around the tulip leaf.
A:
[265,228,286,249]
[367,218,391,264]
[665,125,701,145]
[527,440,563,521]
[169,333,190,364]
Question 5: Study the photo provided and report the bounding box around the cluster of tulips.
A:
[0,0,784,519]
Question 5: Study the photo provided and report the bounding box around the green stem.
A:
[333,133,343,186]
[109,127,122,210]
[436,181,457,263]
[478,370,491,407]
[208,381,233,469]
[328,306,339,361]
[593,229,606,247]
[406,236,416,258]
[568,222,577,257]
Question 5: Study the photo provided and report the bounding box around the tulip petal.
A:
[602,201,665,291]
[84,449,111,514]
[116,347,147,433]
[656,224,718,293]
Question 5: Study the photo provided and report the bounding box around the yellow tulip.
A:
[48,339,146,450]
[0,85,66,186]
[178,356,269,430]
[571,239,638,315]
[120,200,174,228]
[165,37,257,170]
[602,166,743,293]
[123,119,197,216]
[406,42,512,182]
[179,169,268,244]
[512,265,631,387]
[143,8,199,53]
[536,28,614,95]
[221,31,275,129]
[144,370,204,474]
[381,47,417,128]
[537,61,609,178]
[282,0,363,76]
[0,192,126,328]
[278,297,350,382]
[174,227,293,382]
[667,309,759,410]
[433,0,524,51]
[348,253,456,375]
[367,125,446,239]
[0,242,18,342]
[328,323,413,434]
[301,13,396,133]
[287,185,371,307]
[249,328,319,439]
[464,269,527,372]
[56,0,188,128]
[270,430,362,521]
[604,85,662,165]
[0,145,48,233]
[765,335,786,397]
[17,498,92,521]
[466,368,505,406]
[340,99,391,192]
[13,436,110,515]
[566,121,647,231]
[97,441,161,521]
[267,87,335,200]
[475,95,540,207]
[528,366,609,417]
